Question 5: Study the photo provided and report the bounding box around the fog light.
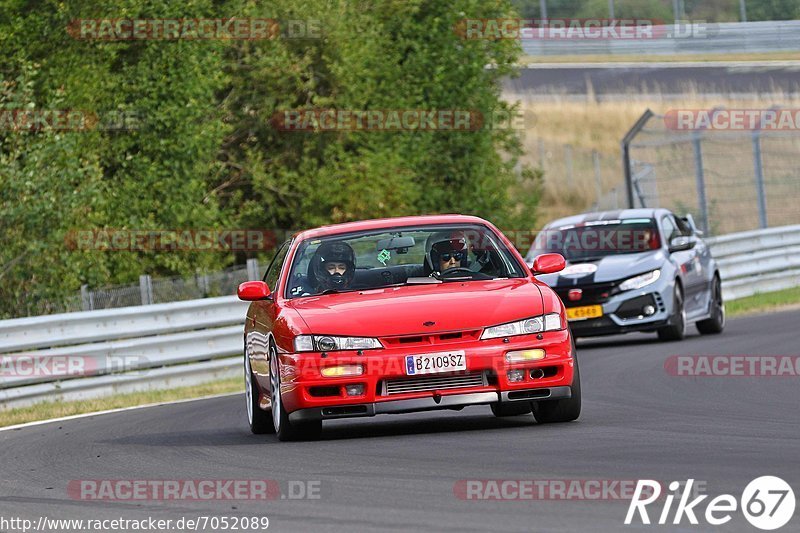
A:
[643,305,656,316]
[507,369,525,382]
[345,384,364,396]
[321,365,364,377]
[506,349,546,363]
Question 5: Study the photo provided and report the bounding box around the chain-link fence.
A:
[622,109,800,236]
[19,263,259,318]
[525,138,625,218]
[82,265,253,311]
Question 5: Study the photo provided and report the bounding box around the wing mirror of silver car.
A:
[669,236,697,253]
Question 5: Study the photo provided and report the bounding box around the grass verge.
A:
[727,286,800,318]
[0,377,243,428]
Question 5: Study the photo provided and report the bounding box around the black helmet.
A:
[309,241,356,291]
[425,231,470,274]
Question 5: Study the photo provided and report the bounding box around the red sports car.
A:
[238,215,580,440]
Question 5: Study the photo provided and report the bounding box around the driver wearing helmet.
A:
[308,241,356,293]
[425,231,470,276]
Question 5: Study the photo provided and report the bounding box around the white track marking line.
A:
[0,391,240,432]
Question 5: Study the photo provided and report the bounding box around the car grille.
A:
[555,281,620,306]
[384,372,486,395]
[380,330,482,349]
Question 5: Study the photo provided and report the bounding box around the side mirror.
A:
[238,281,271,301]
[531,253,566,275]
[669,236,697,253]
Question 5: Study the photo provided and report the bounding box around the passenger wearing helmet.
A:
[308,241,356,293]
[424,231,470,276]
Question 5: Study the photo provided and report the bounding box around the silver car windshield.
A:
[526,219,661,263]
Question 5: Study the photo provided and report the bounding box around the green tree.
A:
[219,0,540,234]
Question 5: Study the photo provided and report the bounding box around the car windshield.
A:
[525,218,661,263]
[286,224,526,298]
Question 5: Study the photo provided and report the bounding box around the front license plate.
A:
[566,305,603,321]
[405,351,466,376]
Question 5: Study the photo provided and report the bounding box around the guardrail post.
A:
[139,275,153,305]
[247,258,260,281]
[80,284,93,311]
[692,135,710,235]
[752,129,768,229]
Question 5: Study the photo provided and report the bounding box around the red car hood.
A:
[285,279,544,337]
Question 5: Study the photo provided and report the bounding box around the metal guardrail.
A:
[521,20,800,56]
[0,297,248,409]
[708,225,800,301]
[1,225,798,410]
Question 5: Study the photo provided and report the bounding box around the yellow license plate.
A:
[566,305,603,321]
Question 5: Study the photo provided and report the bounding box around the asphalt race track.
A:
[1,309,798,532]
[503,62,800,99]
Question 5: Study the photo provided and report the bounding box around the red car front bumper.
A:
[275,329,576,422]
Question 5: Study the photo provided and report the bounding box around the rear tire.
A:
[269,343,322,442]
[245,349,275,435]
[490,402,532,417]
[657,284,686,341]
[696,276,725,335]
[531,350,581,424]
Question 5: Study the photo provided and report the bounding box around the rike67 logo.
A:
[625,477,795,530]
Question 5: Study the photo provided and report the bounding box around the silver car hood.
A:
[537,250,667,286]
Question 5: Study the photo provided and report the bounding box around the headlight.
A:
[619,269,661,291]
[481,313,563,340]
[293,335,383,352]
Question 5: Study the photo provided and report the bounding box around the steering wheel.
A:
[439,267,474,277]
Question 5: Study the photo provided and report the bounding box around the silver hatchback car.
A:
[525,209,725,341]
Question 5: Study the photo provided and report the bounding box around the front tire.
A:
[696,276,725,335]
[269,344,322,442]
[531,351,581,424]
[245,349,275,434]
[657,284,686,341]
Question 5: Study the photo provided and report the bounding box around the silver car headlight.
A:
[481,313,563,340]
[619,269,661,291]
[294,335,383,352]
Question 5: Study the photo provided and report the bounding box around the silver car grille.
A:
[384,372,487,395]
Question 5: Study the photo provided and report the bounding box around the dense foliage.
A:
[0,0,542,317]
